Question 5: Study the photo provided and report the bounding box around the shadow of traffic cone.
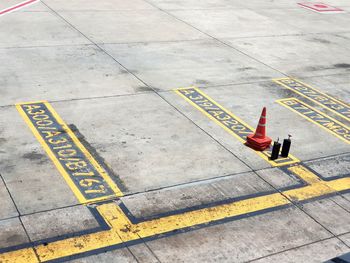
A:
[246,107,272,151]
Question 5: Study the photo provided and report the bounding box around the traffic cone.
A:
[246,107,272,151]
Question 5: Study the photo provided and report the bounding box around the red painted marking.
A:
[298,2,344,12]
[315,4,327,8]
[0,0,39,16]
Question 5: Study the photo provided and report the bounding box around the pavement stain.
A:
[334,63,350,69]
[6,234,24,244]
[134,86,153,92]
[237,67,254,71]
[195,79,210,85]
[310,38,332,44]
[22,152,47,165]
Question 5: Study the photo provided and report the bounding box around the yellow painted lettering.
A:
[42,131,61,138]
[65,161,87,170]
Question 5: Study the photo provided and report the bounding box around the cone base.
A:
[246,134,272,151]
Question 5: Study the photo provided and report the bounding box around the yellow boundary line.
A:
[44,103,123,198]
[2,95,350,262]
[277,98,350,144]
[274,77,350,122]
[175,87,299,167]
[1,165,349,262]
[16,102,123,204]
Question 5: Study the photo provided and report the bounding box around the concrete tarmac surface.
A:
[0,0,350,262]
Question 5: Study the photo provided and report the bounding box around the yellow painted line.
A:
[0,248,38,263]
[4,96,349,262]
[277,98,350,144]
[2,164,350,262]
[45,103,123,198]
[16,101,123,204]
[285,165,350,200]
[288,165,322,185]
[16,102,86,203]
[274,78,350,122]
[175,87,299,167]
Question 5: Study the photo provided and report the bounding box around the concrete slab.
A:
[0,11,90,48]
[66,247,137,263]
[44,0,156,11]
[0,217,29,248]
[0,176,18,220]
[224,34,350,77]
[300,197,350,236]
[145,207,331,262]
[0,106,78,214]
[127,243,160,263]
[257,8,350,35]
[102,39,282,90]
[51,94,251,193]
[1,1,350,261]
[0,45,147,106]
[304,153,350,180]
[163,83,350,169]
[255,168,302,189]
[58,10,208,44]
[332,194,350,211]
[235,0,350,9]
[66,243,159,262]
[250,238,349,263]
[148,0,350,10]
[21,205,99,241]
[168,9,301,38]
[146,0,248,10]
[298,74,350,103]
[340,233,350,246]
[238,0,349,10]
[122,171,274,219]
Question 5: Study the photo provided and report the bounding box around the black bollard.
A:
[281,135,292,158]
[270,138,281,160]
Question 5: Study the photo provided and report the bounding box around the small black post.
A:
[270,138,281,160]
[281,134,292,158]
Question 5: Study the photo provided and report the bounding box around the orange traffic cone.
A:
[246,107,272,151]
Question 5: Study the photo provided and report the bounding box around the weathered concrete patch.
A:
[0,176,17,220]
[22,205,99,241]
[50,94,251,194]
[255,167,302,189]
[122,171,274,219]
[0,45,147,106]
[101,39,282,90]
[145,206,331,262]
[0,218,29,248]
[251,238,349,263]
[304,153,350,180]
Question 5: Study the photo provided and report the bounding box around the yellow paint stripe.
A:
[288,165,350,194]
[44,103,123,198]
[175,87,299,167]
[2,165,350,261]
[274,78,350,122]
[277,98,350,144]
[0,248,38,263]
[133,193,289,237]
[288,165,322,184]
[16,102,123,204]
[5,97,349,262]
[16,103,87,203]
